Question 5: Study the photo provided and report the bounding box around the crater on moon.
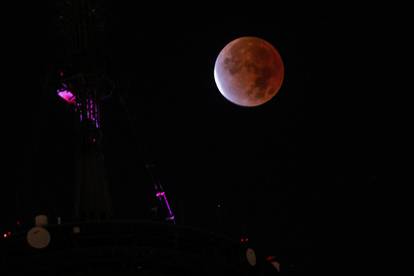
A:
[214,37,284,107]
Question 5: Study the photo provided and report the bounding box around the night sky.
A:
[2,3,385,272]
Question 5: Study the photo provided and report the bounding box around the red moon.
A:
[214,37,284,107]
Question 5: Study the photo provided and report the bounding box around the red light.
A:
[7,231,11,236]
[241,237,249,243]
[16,220,20,225]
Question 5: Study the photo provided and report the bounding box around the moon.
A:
[214,37,284,107]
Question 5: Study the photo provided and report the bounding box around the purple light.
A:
[94,101,100,128]
[57,81,101,128]
[161,193,175,223]
[86,98,90,120]
[76,102,83,121]
[57,89,76,104]
[155,190,175,223]
[80,97,101,128]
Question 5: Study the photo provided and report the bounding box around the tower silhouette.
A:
[54,0,112,220]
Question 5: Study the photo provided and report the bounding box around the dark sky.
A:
[2,2,386,271]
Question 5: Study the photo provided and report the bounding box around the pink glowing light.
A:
[3,233,6,238]
[155,190,175,223]
[240,236,249,243]
[57,89,76,104]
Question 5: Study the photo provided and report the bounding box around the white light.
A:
[270,261,280,272]
[246,248,257,266]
